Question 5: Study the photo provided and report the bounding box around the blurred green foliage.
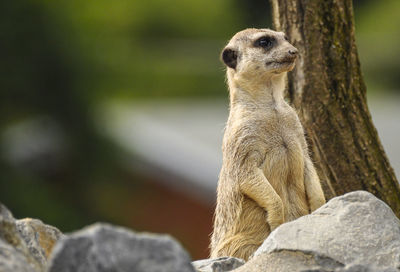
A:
[355,0,400,91]
[34,0,245,99]
[0,0,398,237]
[0,0,269,231]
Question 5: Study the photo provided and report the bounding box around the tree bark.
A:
[270,0,400,216]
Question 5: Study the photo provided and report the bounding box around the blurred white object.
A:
[99,96,400,203]
[100,99,228,203]
[368,94,400,180]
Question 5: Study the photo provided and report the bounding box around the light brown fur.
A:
[210,28,326,261]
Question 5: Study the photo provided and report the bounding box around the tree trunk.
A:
[270,0,400,216]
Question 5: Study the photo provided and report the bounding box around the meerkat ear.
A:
[221,47,237,69]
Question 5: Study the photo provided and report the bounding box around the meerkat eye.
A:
[284,35,289,41]
[255,36,274,48]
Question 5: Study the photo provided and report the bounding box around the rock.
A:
[47,223,195,272]
[233,250,343,272]
[16,218,64,267]
[237,191,400,271]
[0,203,42,272]
[298,263,398,272]
[334,263,398,272]
[192,256,245,272]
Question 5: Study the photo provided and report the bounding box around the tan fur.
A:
[210,28,326,261]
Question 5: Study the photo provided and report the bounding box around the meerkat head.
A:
[221,28,298,83]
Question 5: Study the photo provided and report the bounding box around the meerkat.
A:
[210,28,326,261]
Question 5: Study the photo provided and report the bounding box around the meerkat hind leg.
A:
[304,157,326,212]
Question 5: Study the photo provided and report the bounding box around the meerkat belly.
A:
[262,137,309,222]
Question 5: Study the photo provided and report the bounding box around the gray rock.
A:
[0,203,42,272]
[333,263,398,272]
[47,223,195,272]
[192,256,245,272]
[234,250,343,272]
[237,191,400,271]
[16,218,64,267]
[299,263,398,272]
[254,191,400,268]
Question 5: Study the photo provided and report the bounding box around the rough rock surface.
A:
[16,218,64,267]
[47,223,195,272]
[192,256,245,272]
[335,263,398,272]
[236,191,400,271]
[233,251,398,272]
[234,250,343,272]
[0,203,42,272]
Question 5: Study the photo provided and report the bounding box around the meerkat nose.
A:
[289,48,298,55]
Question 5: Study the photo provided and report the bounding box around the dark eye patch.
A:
[284,35,289,41]
[254,36,275,49]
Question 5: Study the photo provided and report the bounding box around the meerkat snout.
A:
[289,48,298,55]
[281,46,298,67]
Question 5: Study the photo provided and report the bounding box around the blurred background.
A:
[0,0,399,259]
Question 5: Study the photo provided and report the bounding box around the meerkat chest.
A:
[252,107,305,165]
[255,107,307,185]
[223,105,306,166]
[261,106,304,145]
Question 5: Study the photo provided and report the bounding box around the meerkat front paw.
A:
[268,216,284,231]
[266,200,285,231]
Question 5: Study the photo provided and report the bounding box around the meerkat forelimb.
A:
[210,28,326,261]
[239,159,284,230]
